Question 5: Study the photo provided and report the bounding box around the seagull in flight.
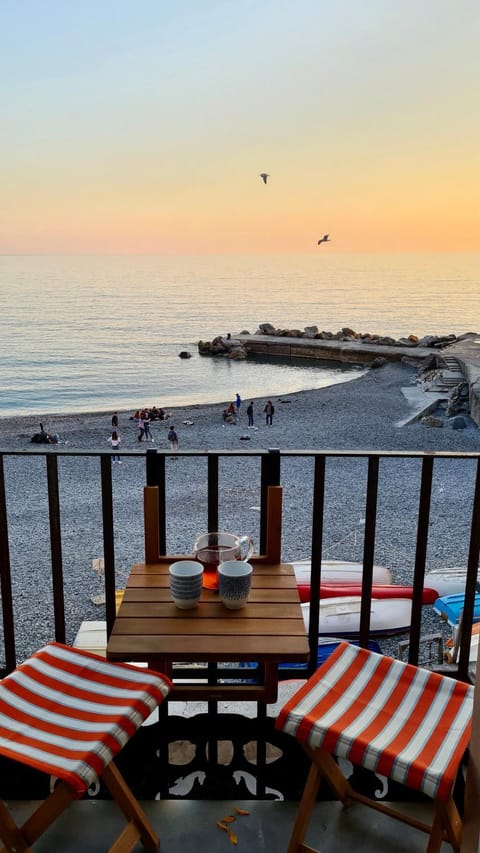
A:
[317,234,331,245]
[259,173,269,184]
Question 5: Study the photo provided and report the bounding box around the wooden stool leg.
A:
[286,746,359,853]
[0,781,76,853]
[0,798,33,853]
[307,747,354,805]
[286,760,323,853]
[102,761,159,852]
[427,797,462,853]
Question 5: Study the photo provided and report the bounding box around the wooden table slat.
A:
[122,588,300,603]
[125,574,298,589]
[111,616,306,635]
[107,633,310,659]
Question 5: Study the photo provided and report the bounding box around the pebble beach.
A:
[1,361,479,662]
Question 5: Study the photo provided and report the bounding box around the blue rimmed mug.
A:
[218,560,253,609]
[169,560,203,609]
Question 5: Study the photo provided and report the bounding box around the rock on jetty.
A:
[252,323,458,349]
[197,325,460,366]
[198,335,247,359]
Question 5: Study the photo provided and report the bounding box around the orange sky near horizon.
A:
[1,1,479,255]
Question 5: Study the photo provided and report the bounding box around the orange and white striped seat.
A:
[276,642,473,853]
[0,642,172,852]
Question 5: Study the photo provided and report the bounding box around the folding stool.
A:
[276,641,473,853]
[0,642,171,852]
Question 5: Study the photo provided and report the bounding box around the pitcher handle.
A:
[238,535,254,561]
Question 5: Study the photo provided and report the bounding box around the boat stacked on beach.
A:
[292,559,435,639]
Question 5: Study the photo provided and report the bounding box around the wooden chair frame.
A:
[0,760,159,852]
[143,483,283,565]
[286,742,464,853]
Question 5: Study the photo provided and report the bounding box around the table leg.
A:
[263,663,278,703]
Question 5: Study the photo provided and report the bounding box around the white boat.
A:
[293,559,392,586]
[73,620,107,656]
[301,596,412,638]
[424,567,470,597]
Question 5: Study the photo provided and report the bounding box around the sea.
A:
[0,252,478,417]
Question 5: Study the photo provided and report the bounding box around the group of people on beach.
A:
[222,394,275,427]
[108,410,178,462]
[30,423,65,444]
[106,393,276,463]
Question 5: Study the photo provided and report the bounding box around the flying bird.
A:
[259,173,269,184]
[317,234,331,245]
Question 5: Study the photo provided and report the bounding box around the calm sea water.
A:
[0,253,477,417]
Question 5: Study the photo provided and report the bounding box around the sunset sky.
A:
[2,1,479,254]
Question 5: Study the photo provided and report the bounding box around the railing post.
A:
[358,456,379,647]
[46,455,66,644]
[100,455,116,637]
[458,459,480,681]
[207,454,219,532]
[409,455,434,665]
[308,455,326,675]
[260,449,281,554]
[0,455,16,673]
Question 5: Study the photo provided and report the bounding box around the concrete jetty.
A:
[233,331,480,427]
[443,333,480,426]
[234,333,438,364]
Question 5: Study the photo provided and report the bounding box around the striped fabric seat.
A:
[277,641,473,800]
[277,642,474,853]
[0,642,172,796]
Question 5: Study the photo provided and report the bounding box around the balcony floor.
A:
[4,798,452,851]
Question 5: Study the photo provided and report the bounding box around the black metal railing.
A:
[0,446,479,800]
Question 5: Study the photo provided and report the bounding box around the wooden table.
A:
[106,560,309,702]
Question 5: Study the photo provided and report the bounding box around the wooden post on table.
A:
[265,485,282,564]
[144,486,160,564]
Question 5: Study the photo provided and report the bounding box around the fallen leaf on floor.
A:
[216,821,228,831]
[221,816,236,823]
[228,829,238,845]
[234,807,250,815]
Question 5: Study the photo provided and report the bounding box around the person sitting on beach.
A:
[31,423,55,444]
[222,403,236,424]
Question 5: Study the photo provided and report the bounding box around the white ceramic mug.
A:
[169,560,203,609]
[218,560,253,609]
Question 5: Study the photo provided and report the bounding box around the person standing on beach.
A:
[143,410,154,442]
[264,400,274,426]
[137,411,145,442]
[168,425,178,452]
[247,401,254,427]
[235,392,241,413]
[108,430,121,463]
[111,412,118,429]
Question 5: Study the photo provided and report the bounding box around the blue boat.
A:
[239,637,382,674]
[433,592,480,626]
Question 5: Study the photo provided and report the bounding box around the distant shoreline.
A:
[0,362,477,455]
